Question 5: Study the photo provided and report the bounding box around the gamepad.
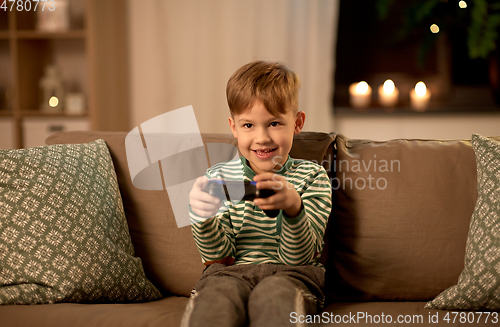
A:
[203,180,280,217]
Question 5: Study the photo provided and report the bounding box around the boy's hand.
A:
[189,176,222,218]
[253,173,302,218]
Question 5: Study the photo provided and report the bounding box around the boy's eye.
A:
[270,122,280,127]
[243,123,253,128]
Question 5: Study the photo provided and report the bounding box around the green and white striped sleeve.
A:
[189,169,236,265]
[190,208,235,264]
[277,165,331,265]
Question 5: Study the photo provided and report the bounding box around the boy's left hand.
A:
[253,173,302,218]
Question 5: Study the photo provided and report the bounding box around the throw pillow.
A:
[0,139,162,304]
[425,134,500,310]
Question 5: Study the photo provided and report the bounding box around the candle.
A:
[349,81,372,108]
[378,79,399,107]
[410,81,431,111]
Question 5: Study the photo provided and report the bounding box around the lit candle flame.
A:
[383,79,395,94]
[356,81,369,95]
[415,82,427,97]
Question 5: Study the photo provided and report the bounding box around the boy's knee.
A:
[188,276,250,327]
[251,275,298,298]
[248,275,317,323]
[250,275,316,307]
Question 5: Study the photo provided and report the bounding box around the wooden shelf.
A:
[15,30,86,39]
[0,0,130,148]
[0,110,13,116]
[20,110,88,118]
[1,1,92,148]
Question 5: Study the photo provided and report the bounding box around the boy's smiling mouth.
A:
[252,148,277,159]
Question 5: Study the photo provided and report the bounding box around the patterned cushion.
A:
[0,140,162,304]
[425,134,500,310]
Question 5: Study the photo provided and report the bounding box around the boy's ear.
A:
[228,116,238,138]
[294,111,306,135]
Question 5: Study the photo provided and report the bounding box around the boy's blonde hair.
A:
[226,60,300,116]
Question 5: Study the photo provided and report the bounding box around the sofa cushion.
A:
[0,296,188,327]
[325,135,500,301]
[426,134,500,310]
[0,140,161,304]
[45,131,336,297]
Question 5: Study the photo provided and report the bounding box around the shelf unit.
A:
[0,0,130,148]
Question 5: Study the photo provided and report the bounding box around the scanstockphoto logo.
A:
[124,106,239,229]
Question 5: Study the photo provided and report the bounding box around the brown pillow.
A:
[325,135,489,301]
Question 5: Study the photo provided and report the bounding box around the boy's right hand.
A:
[189,176,222,218]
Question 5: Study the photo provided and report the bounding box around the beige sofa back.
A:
[46,131,335,297]
[46,131,497,302]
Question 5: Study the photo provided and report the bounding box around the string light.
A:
[430,24,440,33]
[459,1,467,9]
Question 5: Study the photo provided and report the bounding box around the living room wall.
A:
[126,0,339,134]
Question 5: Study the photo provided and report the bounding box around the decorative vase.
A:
[36,0,70,32]
[39,65,65,112]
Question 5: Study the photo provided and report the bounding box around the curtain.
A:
[128,0,339,134]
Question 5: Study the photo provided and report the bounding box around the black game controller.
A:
[203,180,280,217]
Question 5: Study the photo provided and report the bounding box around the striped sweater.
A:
[190,156,332,267]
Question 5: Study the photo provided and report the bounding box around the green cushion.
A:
[425,134,500,310]
[0,140,161,304]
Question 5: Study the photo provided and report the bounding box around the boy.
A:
[183,61,332,327]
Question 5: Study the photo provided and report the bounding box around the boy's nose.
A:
[255,128,271,144]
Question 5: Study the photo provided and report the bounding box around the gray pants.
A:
[181,263,325,327]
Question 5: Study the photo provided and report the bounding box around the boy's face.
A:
[228,101,305,174]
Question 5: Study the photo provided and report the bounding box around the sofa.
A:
[1,130,499,327]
